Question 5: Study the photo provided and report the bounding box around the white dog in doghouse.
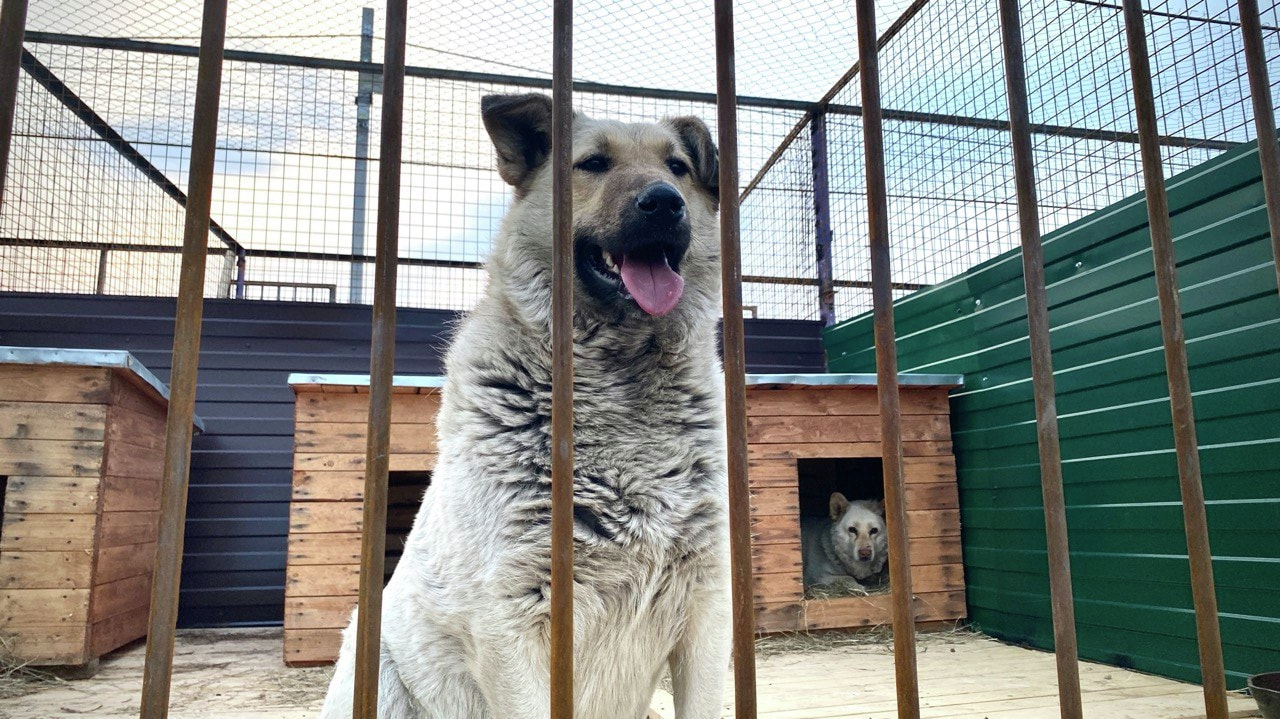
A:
[801,493,889,596]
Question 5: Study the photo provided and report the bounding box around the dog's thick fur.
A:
[318,94,730,718]
[800,493,888,594]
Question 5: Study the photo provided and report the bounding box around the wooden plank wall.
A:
[284,387,440,665]
[746,386,965,633]
[0,366,165,665]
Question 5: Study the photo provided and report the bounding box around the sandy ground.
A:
[0,627,1260,719]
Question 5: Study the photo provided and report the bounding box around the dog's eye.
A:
[869,527,879,535]
[667,158,690,177]
[847,527,858,535]
[575,155,611,173]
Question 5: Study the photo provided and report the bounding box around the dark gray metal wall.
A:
[0,293,824,626]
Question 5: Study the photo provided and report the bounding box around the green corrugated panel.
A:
[823,140,1280,689]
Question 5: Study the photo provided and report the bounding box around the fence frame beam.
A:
[1238,0,1280,298]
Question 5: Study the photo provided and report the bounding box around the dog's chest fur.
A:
[418,304,728,621]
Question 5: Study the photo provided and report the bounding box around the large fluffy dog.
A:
[319,94,730,718]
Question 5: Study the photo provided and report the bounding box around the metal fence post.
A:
[997,2,1084,717]
[811,111,836,326]
[349,6,374,305]
[853,0,920,717]
[1238,0,1280,298]
[1121,3,1228,718]
[351,0,407,715]
[549,1,576,717]
[0,0,28,204]
[715,2,759,718]
[138,0,228,715]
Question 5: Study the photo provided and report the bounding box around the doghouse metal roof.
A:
[0,345,206,432]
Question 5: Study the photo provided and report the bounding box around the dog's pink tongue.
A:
[618,253,684,317]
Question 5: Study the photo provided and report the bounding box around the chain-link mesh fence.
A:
[1,1,1277,321]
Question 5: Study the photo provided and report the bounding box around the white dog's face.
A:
[480,93,720,322]
[829,493,888,565]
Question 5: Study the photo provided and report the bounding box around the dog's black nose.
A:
[636,183,685,227]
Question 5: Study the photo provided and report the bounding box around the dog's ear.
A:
[828,492,850,522]
[481,93,554,188]
[665,116,719,204]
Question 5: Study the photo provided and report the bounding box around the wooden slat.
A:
[293,452,436,473]
[287,531,362,566]
[3,476,100,513]
[804,590,967,630]
[292,470,367,501]
[903,482,959,510]
[748,440,952,460]
[752,540,803,574]
[902,455,957,484]
[908,562,965,593]
[0,439,104,477]
[747,414,950,444]
[911,535,963,565]
[903,508,962,538]
[293,422,438,454]
[98,511,159,547]
[1,512,97,550]
[284,595,356,630]
[100,475,162,513]
[105,405,167,453]
[108,371,169,419]
[751,513,800,545]
[747,458,798,487]
[754,570,803,603]
[289,501,364,534]
[0,401,107,440]
[91,573,152,622]
[283,626,343,665]
[745,387,949,417]
[286,563,360,597]
[0,366,111,404]
[749,484,798,516]
[754,601,806,633]
[0,550,93,589]
[102,439,164,480]
[90,602,149,657]
[95,542,156,585]
[0,587,90,626]
[292,391,440,424]
[0,625,88,665]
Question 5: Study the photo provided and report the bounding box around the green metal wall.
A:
[824,141,1280,689]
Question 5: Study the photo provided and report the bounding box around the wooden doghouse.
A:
[745,373,965,633]
[0,347,202,670]
[284,373,442,665]
[284,371,964,664]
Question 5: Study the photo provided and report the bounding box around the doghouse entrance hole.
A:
[0,475,7,523]
[796,457,884,517]
[386,470,432,581]
[796,458,888,597]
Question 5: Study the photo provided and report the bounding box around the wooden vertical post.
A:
[351,0,407,716]
[1121,3,1228,718]
[714,2,758,718]
[996,2,1084,717]
[139,0,228,715]
[549,1,576,718]
[853,1,920,717]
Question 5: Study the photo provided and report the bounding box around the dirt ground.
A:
[0,627,1261,719]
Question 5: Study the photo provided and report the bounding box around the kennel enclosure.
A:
[0,347,201,669]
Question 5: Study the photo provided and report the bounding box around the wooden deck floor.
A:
[0,628,1258,718]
